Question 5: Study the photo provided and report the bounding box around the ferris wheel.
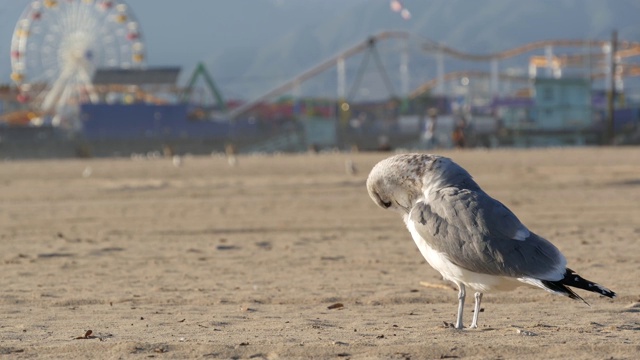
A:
[10,0,146,119]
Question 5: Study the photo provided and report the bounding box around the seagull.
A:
[366,153,616,329]
[345,159,358,176]
[172,155,183,167]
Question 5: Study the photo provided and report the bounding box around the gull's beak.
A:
[373,191,392,209]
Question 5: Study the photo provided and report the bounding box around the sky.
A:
[1,1,638,100]
[0,1,222,81]
[0,0,369,85]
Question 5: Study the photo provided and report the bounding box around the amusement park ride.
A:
[8,0,146,127]
[227,31,640,120]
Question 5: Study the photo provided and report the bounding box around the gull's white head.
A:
[366,153,476,214]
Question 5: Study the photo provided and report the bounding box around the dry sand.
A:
[1,147,639,359]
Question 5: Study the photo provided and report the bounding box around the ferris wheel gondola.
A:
[10,0,146,125]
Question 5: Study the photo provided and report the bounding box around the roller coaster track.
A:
[227,31,410,119]
[422,39,640,61]
[228,31,640,120]
[410,63,640,99]
[410,71,530,99]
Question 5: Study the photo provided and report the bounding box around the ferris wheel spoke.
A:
[54,81,76,115]
[42,64,75,112]
[75,3,94,35]
[71,2,83,34]
[77,65,100,104]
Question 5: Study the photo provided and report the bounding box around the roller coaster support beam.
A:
[435,50,444,95]
[400,37,410,96]
[490,59,499,97]
[606,30,617,145]
[227,31,410,120]
[337,56,346,99]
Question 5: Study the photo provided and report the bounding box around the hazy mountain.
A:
[207,0,640,100]
[1,1,638,101]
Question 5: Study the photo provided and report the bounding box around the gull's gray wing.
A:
[410,187,565,280]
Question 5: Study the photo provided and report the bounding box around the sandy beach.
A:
[1,147,639,359]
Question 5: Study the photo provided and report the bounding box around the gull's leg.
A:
[470,292,483,329]
[455,283,466,329]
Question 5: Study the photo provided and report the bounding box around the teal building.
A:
[532,78,592,130]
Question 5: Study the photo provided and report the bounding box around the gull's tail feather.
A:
[541,268,616,305]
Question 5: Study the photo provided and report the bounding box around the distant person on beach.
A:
[421,107,438,149]
[452,118,466,149]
